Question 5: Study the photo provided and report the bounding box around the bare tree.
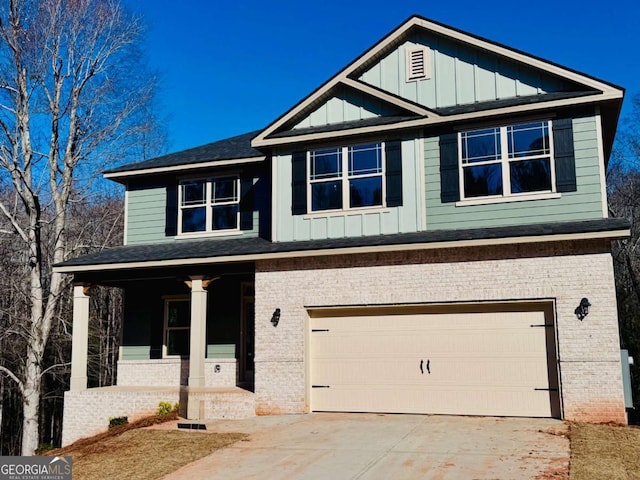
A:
[0,0,162,454]
[608,92,640,421]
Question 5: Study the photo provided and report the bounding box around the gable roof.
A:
[251,15,623,149]
[104,130,264,182]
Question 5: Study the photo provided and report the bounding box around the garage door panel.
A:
[310,308,555,417]
[312,385,552,417]
[312,357,549,387]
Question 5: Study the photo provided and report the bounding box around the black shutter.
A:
[439,133,460,203]
[239,177,254,230]
[553,118,577,193]
[291,151,307,215]
[385,140,403,207]
[165,182,178,236]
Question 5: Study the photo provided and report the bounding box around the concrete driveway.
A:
[161,413,569,480]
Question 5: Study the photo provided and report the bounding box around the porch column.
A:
[70,285,91,391]
[187,277,209,418]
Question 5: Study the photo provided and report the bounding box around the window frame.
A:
[457,120,557,203]
[163,296,190,358]
[306,142,387,213]
[177,175,241,236]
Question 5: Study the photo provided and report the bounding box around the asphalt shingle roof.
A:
[56,218,629,271]
[104,130,264,174]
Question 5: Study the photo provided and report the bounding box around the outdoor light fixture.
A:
[271,308,281,327]
[575,298,591,321]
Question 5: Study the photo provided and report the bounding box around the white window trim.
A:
[457,120,557,203]
[163,295,190,359]
[307,142,386,214]
[405,45,431,82]
[177,176,241,236]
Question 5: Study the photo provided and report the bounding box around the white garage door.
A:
[310,308,556,417]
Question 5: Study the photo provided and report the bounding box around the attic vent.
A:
[406,46,431,82]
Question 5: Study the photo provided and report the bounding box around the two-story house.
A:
[57,15,630,446]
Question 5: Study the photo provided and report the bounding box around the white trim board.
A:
[53,228,629,274]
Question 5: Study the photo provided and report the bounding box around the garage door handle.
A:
[420,359,431,375]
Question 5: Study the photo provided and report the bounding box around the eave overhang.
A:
[54,218,629,275]
[104,155,266,183]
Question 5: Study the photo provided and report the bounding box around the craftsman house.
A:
[57,15,630,446]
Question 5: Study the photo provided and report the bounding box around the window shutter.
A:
[291,151,307,215]
[239,177,254,230]
[385,140,403,207]
[165,183,178,236]
[553,118,577,193]
[439,133,460,203]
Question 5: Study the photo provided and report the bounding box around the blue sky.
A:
[125,0,639,153]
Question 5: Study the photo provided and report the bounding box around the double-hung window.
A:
[459,121,554,199]
[179,176,240,234]
[164,298,190,357]
[309,142,384,212]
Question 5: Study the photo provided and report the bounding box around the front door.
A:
[240,283,255,388]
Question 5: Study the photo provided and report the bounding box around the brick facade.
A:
[253,239,626,423]
[117,358,237,388]
[62,387,180,446]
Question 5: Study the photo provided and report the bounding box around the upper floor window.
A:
[459,121,554,199]
[179,176,240,234]
[309,143,385,212]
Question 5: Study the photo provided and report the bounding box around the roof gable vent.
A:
[406,46,431,82]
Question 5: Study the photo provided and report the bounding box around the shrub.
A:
[156,401,179,416]
[108,416,128,428]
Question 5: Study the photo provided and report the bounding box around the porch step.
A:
[191,387,256,420]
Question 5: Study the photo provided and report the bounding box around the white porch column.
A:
[187,277,209,419]
[70,285,91,391]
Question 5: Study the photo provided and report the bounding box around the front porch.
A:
[62,264,257,446]
[62,385,255,446]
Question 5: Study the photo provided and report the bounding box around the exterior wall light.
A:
[575,298,591,321]
[271,308,281,327]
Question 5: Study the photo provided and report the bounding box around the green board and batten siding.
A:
[293,90,401,130]
[424,116,604,230]
[358,32,568,109]
[274,138,423,242]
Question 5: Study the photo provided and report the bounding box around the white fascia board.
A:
[414,17,622,94]
[340,78,437,117]
[53,228,629,274]
[104,156,266,180]
[252,20,416,145]
[252,91,622,148]
[252,16,622,148]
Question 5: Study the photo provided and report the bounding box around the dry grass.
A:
[48,415,247,480]
[569,423,640,480]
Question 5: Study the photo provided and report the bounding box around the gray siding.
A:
[358,31,569,109]
[274,138,423,242]
[424,116,604,230]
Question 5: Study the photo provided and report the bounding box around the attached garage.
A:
[309,303,560,418]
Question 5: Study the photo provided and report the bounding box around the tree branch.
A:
[0,365,23,394]
[40,362,70,377]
